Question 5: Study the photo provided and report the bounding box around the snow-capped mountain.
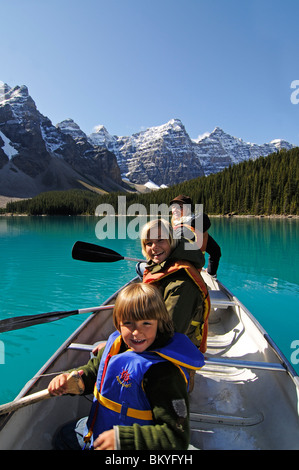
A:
[0,82,294,198]
[89,119,205,186]
[0,84,123,197]
[90,120,294,183]
[192,127,293,175]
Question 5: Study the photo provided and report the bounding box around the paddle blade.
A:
[0,310,79,333]
[0,305,114,333]
[72,241,124,263]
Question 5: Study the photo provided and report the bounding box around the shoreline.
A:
[1,213,298,219]
[1,196,297,219]
[209,214,299,219]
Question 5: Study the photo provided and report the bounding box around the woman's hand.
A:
[93,429,115,450]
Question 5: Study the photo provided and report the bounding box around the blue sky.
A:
[1,0,299,145]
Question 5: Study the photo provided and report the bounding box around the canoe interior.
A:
[0,274,298,450]
[190,277,299,450]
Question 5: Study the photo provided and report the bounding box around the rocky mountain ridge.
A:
[0,84,124,197]
[192,126,293,175]
[0,83,294,197]
[88,119,205,186]
[90,119,293,184]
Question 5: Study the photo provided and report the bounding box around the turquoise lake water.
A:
[0,215,298,405]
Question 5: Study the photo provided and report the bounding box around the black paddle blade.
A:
[0,305,114,333]
[72,241,124,263]
[0,310,78,333]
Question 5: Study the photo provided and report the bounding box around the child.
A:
[140,218,210,353]
[48,282,204,450]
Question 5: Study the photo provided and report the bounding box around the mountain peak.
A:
[270,138,292,149]
[0,82,11,100]
[92,124,109,134]
[88,125,116,147]
[56,119,87,140]
[193,127,226,143]
[160,118,186,134]
[0,84,29,103]
[210,127,227,137]
[168,118,184,127]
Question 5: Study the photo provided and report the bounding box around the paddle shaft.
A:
[122,256,144,262]
[0,304,114,333]
[0,390,51,416]
[0,371,85,416]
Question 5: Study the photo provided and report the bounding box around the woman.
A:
[140,218,210,353]
[170,194,221,277]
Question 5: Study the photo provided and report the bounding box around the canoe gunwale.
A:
[215,278,299,381]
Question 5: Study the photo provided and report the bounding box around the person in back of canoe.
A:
[170,194,221,277]
[139,218,210,354]
[48,282,204,451]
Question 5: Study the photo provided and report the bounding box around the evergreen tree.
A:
[5,147,299,216]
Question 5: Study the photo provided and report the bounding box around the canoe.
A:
[0,271,298,450]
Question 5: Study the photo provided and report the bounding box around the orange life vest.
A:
[143,260,210,353]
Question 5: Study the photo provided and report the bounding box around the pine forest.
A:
[4,147,299,216]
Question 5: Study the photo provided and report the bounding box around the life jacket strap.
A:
[191,320,202,341]
[153,351,202,372]
[93,386,153,421]
[144,260,211,352]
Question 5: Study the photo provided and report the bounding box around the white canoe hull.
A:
[0,273,298,450]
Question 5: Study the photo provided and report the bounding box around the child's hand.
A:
[94,429,115,450]
[48,373,71,396]
[47,370,84,396]
[92,341,107,355]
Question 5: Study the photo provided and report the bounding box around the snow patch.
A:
[145,180,160,189]
[40,124,64,156]
[144,180,168,190]
[0,131,18,159]
[193,132,210,143]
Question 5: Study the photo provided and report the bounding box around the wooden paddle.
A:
[0,304,114,333]
[72,241,144,263]
[0,370,85,416]
[0,356,286,416]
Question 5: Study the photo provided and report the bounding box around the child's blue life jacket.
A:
[84,330,205,444]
